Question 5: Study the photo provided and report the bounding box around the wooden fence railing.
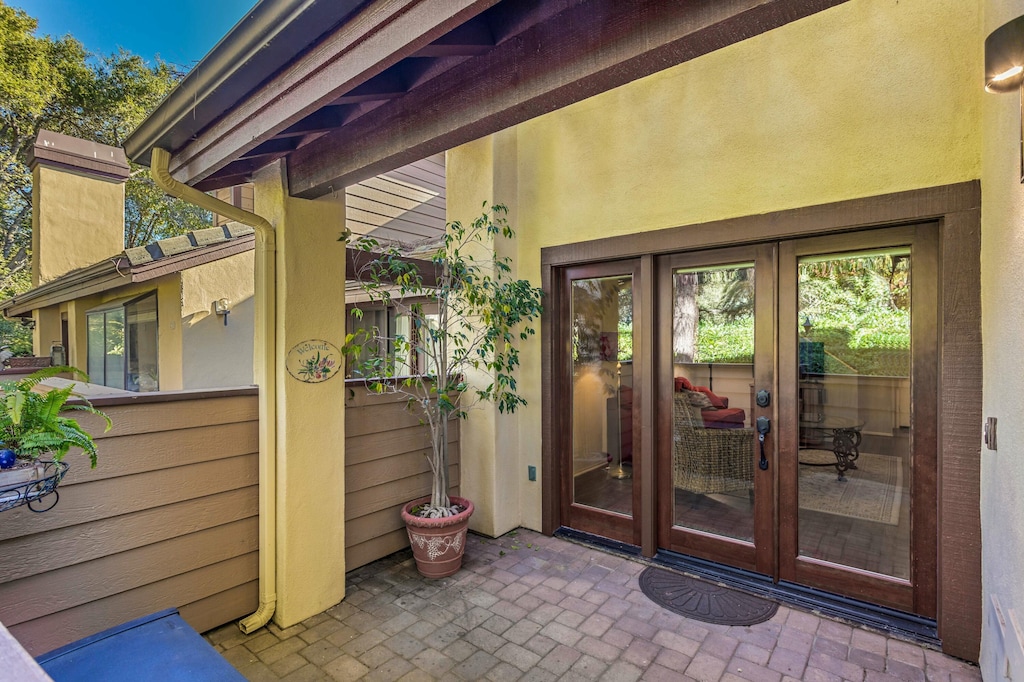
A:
[0,388,259,656]
[0,381,457,656]
[344,379,460,570]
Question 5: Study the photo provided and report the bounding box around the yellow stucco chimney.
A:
[28,129,130,286]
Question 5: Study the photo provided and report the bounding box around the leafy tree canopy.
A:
[0,2,211,352]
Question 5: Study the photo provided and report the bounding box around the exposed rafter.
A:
[274,106,357,137]
[332,67,407,104]
[412,15,494,57]
[240,137,300,159]
[163,0,499,185]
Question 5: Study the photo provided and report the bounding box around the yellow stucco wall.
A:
[981,1,1024,677]
[449,0,983,534]
[31,164,125,286]
[180,250,256,388]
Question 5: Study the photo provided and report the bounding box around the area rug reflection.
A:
[799,451,903,526]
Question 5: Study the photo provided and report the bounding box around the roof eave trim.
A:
[0,259,124,317]
[124,0,313,166]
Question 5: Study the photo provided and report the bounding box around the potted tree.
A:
[344,204,543,578]
[0,367,111,512]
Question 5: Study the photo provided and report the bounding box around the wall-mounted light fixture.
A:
[986,14,1024,181]
[49,342,66,367]
[214,298,232,326]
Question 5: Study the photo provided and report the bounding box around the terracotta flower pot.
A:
[401,496,475,578]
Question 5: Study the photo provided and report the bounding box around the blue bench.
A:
[36,609,245,681]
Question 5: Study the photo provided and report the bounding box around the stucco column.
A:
[253,160,348,627]
[447,130,525,537]
[64,301,84,370]
[31,307,61,360]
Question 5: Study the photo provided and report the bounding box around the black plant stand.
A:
[0,461,69,513]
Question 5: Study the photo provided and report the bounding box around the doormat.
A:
[639,567,778,626]
[799,451,903,526]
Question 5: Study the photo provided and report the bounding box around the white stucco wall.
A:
[180,250,256,389]
[981,2,1024,678]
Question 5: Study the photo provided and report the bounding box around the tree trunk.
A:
[673,272,699,362]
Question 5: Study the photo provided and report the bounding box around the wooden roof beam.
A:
[193,172,258,193]
[413,15,494,57]
[191,158,269,192]
[240,137,300,159]
[288,0,849,198]
[332,68,407,104]
[273,106,356,137]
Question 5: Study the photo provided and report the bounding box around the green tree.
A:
[0,3,211,352]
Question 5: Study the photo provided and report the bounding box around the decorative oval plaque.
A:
[286,339,341,383]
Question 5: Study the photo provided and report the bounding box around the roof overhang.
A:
[127,0,849,199]
[125,0,367,168]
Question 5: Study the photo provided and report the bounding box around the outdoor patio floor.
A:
[204,528,980,682]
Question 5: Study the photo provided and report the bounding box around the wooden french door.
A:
[655,243,777,574]
[774,225,938,615]
[643,223,937,610]
[556,224,938,616]
[558,259,643,545]
[655,225,937,615]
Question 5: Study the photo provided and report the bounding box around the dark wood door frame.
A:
[540,181,981,661]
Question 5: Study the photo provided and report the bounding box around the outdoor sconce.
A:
[214,298,232,326]
[49,342,66,367]
[985,14,1024,181]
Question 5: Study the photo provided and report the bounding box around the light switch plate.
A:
[985,417,998,451]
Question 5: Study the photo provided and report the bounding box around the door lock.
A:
[756,416,771,470]
[756,389,771,407]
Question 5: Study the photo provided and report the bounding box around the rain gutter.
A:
[150,147,278,634]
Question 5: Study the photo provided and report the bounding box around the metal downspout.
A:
[150,148,277,633]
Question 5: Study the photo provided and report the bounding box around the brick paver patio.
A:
[205,529,980,681]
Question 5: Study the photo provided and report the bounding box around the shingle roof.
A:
[124,224,255,266]
[0,223,256,318]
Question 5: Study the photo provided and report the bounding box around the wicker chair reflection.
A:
[673,394,754,495]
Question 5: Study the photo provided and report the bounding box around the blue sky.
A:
[10,0,258,68]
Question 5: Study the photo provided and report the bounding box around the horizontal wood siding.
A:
[345,381,460,570]
[0,389,259,656]
[345,155,446,243]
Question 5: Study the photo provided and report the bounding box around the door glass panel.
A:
[104,309,125,390]
[571,275,633,516]
[87,313,104,383]
[126,294,158,392]
[671,263,755,543]
[797,248,911,579]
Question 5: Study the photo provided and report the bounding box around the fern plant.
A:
[0,367,112,467]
